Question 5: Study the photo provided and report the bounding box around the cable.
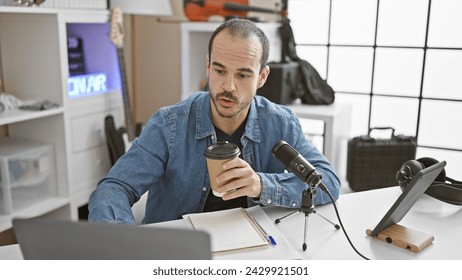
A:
[319,184,370,260]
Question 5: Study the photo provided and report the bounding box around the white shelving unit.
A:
[0,7,124,232]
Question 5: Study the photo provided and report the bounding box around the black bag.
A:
[346,127,417,192]
[278,18,335,105]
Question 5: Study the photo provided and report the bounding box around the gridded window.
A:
[376,0,429,47]
[328,46,374,93]
[373,48,424,97]
[427,0,462,48]
[419,100,462,150]
[370,96,419,136]
[289,0,462,170]
[289,0,330,44]
[330,0,377,46]
[423,49,462,100]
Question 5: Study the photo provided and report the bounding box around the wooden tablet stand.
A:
[366,224,434,253]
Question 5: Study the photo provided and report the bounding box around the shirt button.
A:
[202,187,207,192]
[292,202,297,207]
[267,198,272,204]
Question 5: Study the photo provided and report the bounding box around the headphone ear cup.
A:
[417,157,447,182]
[396,160,424,189]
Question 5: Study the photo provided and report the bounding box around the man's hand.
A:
[214,157,262,200]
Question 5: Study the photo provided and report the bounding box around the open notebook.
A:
[183,206,303,260]
[183,207,269,253]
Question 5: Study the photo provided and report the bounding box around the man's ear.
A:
[257,65,270,89]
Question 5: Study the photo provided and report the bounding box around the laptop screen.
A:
[13,218,211,260]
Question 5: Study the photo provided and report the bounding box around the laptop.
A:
[13,218,212,260]
[369,160,446,236]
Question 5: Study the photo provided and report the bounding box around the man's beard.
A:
[210,90,252,119]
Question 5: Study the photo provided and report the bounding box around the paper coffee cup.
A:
[204,142,240,197]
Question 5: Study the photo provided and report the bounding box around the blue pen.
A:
[268,235,277,246]
[251,216,277,246]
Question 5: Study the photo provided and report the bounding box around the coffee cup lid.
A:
[204,141,240,159]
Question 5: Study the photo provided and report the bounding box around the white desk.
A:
[1,187,461,260]
[265,187,462,260]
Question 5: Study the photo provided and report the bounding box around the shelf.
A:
[0,196,69,232]
[0,6,59,14]
[0,6,107,16]
[12,197,69,218]
[0,107,64,126]
[0,9,120,230]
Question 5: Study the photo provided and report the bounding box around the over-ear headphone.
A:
[396,157,462,205]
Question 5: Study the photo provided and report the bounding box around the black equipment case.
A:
[257,61,299,104]
[346,127,417,191]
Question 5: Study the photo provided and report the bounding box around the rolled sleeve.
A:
[88,181,136,224]
[257,172,303,208]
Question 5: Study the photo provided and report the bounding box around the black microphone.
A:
[272,140,322,186]
[272,140,343,253]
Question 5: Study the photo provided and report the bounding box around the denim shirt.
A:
[88,92,341,224]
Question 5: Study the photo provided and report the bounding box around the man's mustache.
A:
[216,91,238,103]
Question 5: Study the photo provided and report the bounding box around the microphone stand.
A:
[274,171,340,251]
